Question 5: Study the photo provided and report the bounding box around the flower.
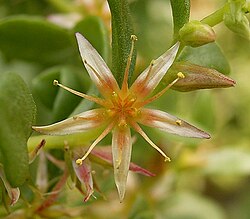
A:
[33,33,210,201]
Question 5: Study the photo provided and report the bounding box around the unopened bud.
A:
[179,20,216,47]
[164,62,236,92]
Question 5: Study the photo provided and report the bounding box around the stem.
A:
[201,5,226,27]
[27,129,102,152]
[107,0,136,86]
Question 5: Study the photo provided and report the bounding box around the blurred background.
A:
[0,0,250,218]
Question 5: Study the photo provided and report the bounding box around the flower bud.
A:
[164,62,236,92]
[224,1,250,40]
[179,20,216,47]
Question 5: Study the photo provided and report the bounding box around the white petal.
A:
[112,126,132,202]
[130,42,180,99]
[75,33,120,98]
[33,109,106,135]
[138,109,210,139]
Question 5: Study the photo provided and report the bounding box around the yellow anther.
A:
[131,35,138,41]
[125,97,137,107]
[106,109,116,117]
[128,108,140,118]
[164,157,171,162]
[112,91,118,97]
[177,72,185,79]
[118,120,128,129]
[53,80,59,86]
[76,159,83,166]
[176,119,182,126]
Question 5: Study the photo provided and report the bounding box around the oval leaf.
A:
[0,72,36,187]
[0,16,74,65]
[32,67,60,109]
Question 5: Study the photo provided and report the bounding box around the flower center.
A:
[107,91,140,128]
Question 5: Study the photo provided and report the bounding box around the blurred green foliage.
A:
[0,0,250,218]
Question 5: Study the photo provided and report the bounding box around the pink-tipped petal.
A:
[112,126,132,201]
[73,158,94,202]
[130,42,180,99]
[138,109,210,139]
[129,163,155,177]
[33,109,106,135]
[75,33,120,98]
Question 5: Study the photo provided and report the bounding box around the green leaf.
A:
[205,148,250,175]
[170,0,190,41]
[73,16,109,61]
[0,16,75,65]
[177,43,231,74]
[128,195,155,219]
[107,0,136,85]
[52,67,88,121]
[32,66,90,122]
[191,92,215,131]
[32,67,60,109]
[1,0,51,16]
[161,192,226,219]
[0,72,36,187]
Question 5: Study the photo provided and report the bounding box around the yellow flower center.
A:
[107,91,141,128]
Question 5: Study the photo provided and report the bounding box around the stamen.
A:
[118,117,128,129]
[53,80,110,107]
[75,121,115,165]
[123,95,137,108]
[111,91,122,107]
[121,35,138,93]
[136,72,185,108]
[130,121,171,162]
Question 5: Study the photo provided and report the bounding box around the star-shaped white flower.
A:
[33,33,210,201]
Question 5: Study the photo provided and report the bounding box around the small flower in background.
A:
[33,33,210,201]
[32,141,155,214]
